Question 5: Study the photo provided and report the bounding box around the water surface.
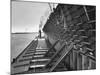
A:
[11,33,38,62]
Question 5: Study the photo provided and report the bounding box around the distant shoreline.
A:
[11,32,39,34]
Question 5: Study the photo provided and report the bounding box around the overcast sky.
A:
[11,1,54,33]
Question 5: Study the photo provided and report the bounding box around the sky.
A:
[11,1,55,33]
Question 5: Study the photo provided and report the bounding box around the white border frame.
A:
[0,0,98,75]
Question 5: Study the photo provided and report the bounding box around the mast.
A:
[48,3,52,12]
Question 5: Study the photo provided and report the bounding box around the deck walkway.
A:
[11,37,50,74]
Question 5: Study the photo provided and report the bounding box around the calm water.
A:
[11,33,38,62]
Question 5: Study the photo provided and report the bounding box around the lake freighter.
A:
[11,3,96,75]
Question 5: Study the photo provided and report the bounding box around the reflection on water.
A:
[11,33,38,62]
